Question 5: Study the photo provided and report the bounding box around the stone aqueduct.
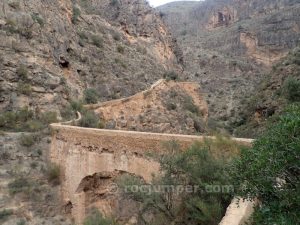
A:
[50,123,255,225]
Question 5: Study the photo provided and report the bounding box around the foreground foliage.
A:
[84,208,118,225]
[118,137,238,225]
[0,107,57,132]
[231,104,300,224]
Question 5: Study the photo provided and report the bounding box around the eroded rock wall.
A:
[0,0,182,113]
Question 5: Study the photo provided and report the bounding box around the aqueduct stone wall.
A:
[50,123,254,225]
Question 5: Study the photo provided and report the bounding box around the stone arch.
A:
[76,171,120,194]
[74,170,145,224]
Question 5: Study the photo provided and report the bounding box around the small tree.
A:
[72,6,81,24]
[163,71,179,81]
[282,77,300,102]
[46,163,60,186]
[110,0,119,6]
[91,35,103,48]
[19,134,35,147]
[84,88,98,104]
[17,82,32,95]
[31,13,44,27]
[16,65,28,80]
[84,208,118,225]
[79,111,103,128]
[116,45,125,54]
[8,176,31,195]
[231,104,300,224]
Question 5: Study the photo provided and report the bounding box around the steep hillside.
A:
[87,79,208,134]
[234,47,300,138]
[0,0,182,114]
[0,1,185,224]
[158,0,300,133]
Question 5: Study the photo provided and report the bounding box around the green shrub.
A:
[231,104,300,224]
[182,95,199,115]
[8,177,31,195]
[112,32,121,41]
[136,46,147,54]
[77,30,89,46]
[19,26,33,39]
[5,18,16,27]
[60,105,75,120]
[114,58,127,69]
[0,107,33,130]
[19,134,35,147]
[0,209,13,221]
[83,88,99,104]
[24,120,44,132]
[110,0,119,6]
[84,208,117,225]
[163,71,179,81]
[40,111,57,124]
[0,152,10,161]
[17,82,32,95]
[72,6,81,24]
[16,107,34,122]
[0,107,55,132]
[70,100,84,112]
[282,77,300,102]
[78,30,88,46]
[292,57,300,66]
[166,102,177,111]
[16,65,28,80]
[31,13,44,27]
[46,164,60,185]
[91,35,103,48]
[79,111,100,128]
[37,149,42,156]
[193,118,205,133]
[84,88,98,104]
[180,30,187,36]
[98,120,105,129]
[116,45,125,54]
[60,100,83,121]
[0,112,16,129]
[4,18,19,34]
[17,219,26,225]
[30,162,38,169]
[291,49,300,65]
[78,31,88,40]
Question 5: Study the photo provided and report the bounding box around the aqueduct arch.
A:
[50,123,253,224]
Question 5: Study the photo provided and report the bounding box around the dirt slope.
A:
[87,79,208,134]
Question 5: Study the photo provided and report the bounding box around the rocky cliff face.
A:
[0,0,182,114]
[158,0,300,134]
[0,1,185,224]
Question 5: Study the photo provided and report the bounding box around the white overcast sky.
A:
[147,0,201,7]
